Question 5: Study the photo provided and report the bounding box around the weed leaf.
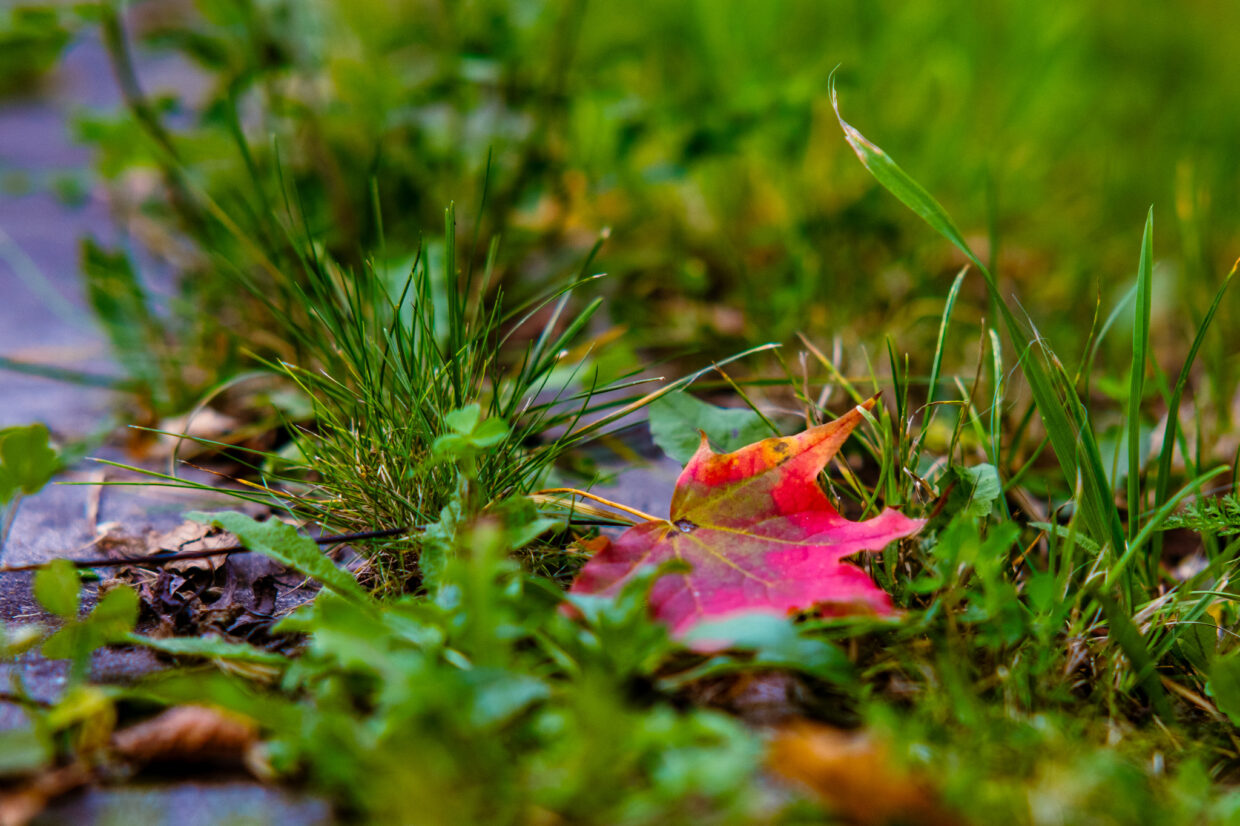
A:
[128,633,289,666]
[33,558,79,620]
[648,392,770,464]
[1209,652,1240,726]
[0,423,58,504]
[187,511,370,603]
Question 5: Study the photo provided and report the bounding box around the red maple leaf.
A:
[569,400,923,641]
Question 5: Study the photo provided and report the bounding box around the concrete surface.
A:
[1,31,333,825]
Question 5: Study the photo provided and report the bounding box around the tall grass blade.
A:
[830,74,1169,717]
[925,266,968,428]
[1128,209,1154,544]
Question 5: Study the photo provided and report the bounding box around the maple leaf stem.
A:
[532,487,666,526]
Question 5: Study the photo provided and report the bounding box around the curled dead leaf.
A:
[111,705,258,765]
[95,520,238,574]
[146,521,239,573]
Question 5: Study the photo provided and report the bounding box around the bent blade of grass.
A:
[830,74,1168,717]
[829,74,1123,550]
[830,78,981,274]
[1128,209,1154,545]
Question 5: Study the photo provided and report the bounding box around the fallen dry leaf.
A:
[95,520,238,573]
[768,720,961,826]
[111,705,258,765]
[100,519,292,644]
[147,521,238,573]
[570,400,923,641]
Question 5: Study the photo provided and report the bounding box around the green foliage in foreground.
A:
[12,0,1240,409]
[3,441,797,824]
[6,422,1240,824]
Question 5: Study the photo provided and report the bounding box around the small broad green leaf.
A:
[445,403,482,434]
[431,433,468,457]
[89,585,139,640]
[284,591,395,677]
[41,585,138,663]
[33,558,80,619]
[466,669,550,728]
[44,685,111,731]
[681,613,855,683]
[470,417,510,448]
[1209,651,1240,726]
[648,392,770,464]
[1024,572,1059,616]
[486,494,558,552]
[187,511,370,602]
[41,622,85,660]
[507,517,560,551]
[0,423,59,504]
[943,464,1002,519]
[0,725,51,777]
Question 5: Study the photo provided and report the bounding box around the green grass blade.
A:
[926,266,968,429]
[830,75,983,276]
[1128,209,1154,543]
[830,73,1124,554]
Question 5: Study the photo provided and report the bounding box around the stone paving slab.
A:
[0,33,335,822]
[33,782,334,826]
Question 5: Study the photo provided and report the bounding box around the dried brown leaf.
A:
[146,522,238,573]
[767,720,962,826]
[111,705,258,765]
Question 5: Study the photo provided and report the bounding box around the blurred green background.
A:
[8,0,1240,396]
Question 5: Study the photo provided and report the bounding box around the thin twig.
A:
[0,527,410,574]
